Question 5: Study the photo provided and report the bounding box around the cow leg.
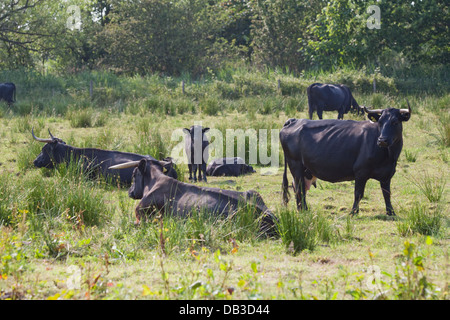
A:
[188,163,194,181]
[308,105,314,120]
[193,164,198,182]
[380,180,395,216]
[196,164,201,181]
[287,159,308,211]
[201,163,207,182]
[317,107,323,120]
[351,178,367,215]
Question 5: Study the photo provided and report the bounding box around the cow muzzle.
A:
[377,137,389,147]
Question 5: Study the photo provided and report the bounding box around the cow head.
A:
[32,128,67,168]
[246,164,256,174]
[159,157,178,180]
[362,100,411,148]
[109,158,172,200]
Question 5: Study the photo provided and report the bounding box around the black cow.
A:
[184,125,209,182]
[206,157,256,177]
[32,129,177,185]
[280,101,412,216]
[109,158,277,236]
[0,82,16,106]
[307,83,361,120]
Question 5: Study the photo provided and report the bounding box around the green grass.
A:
[397,203,445,237]
[0,68,448,300]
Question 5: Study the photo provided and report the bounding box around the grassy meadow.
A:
[0,68,448,300]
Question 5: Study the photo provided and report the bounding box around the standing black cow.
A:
[109,158,277,236]
[280,101,412,216]
[0,82,16,106]
[206,157,256,177]
[307,83,361,120]
[32,128,177,185]
[184,125,209,182]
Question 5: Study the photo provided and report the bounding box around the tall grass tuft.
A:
[276,208,335,254]
[27,160,110,226]
[435,114,450,148]
[1,159,110,228]
[125,203,270,255]
[17,141,45,171]
[200,96,223,116]
[67,107,94,128]
[133,124,168,159]
[409,171,446,203]
[404,149,417,163]
[396,203,444,237]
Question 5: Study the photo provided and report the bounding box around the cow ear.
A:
[183,128,190,134]
[202,127,210,133]
[138,159,147,173]
[400,112,411,122]
[368,113,381,122]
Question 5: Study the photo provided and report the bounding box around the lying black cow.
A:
[32,129,177,185]
[109,158,277,236]
[0,82,16,106]
[307,83,361,120]
[206,157,255,177]
[280,101,412,216]
[184,125,209,182]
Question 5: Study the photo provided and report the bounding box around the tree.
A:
[96,0,223,75]
[0,0,57,68]
[301,0,449,71]
[250,0,323,73]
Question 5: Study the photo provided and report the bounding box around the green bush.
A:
[200,96,223,116]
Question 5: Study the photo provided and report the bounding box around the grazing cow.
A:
[0,82,16,106]
[109,158,277,236]
[280,101,412,216]
[307,83,361,120]
[31,128,177,184]
[206,157,256,177]
[184,125,209,182]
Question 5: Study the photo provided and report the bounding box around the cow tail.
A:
[306,85,312,119]
[282,155,290,205]
[13,84,16,102]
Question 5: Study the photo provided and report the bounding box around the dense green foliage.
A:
[1,0,448,76]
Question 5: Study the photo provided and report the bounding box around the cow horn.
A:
[400,98,412,115]
[362,106,383,114]
[108,160,141,170]
[48,129,55,139]
[32,127,53,143]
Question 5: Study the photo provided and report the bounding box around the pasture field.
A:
[0,69,448,300]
